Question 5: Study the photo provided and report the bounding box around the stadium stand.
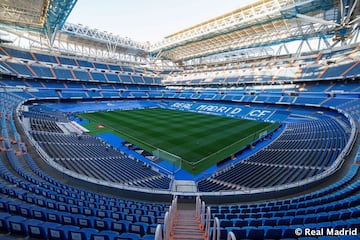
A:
[0,92,170,240]
[1,44,358,238]
[198,118,349,191]
[208,163,360,239]
[0,0,360,239]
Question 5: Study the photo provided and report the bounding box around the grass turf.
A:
[79,108,279,174]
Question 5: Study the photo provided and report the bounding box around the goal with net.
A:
[152,148,182,174]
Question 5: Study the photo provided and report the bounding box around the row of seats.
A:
[29,130,172,190]
[0,60,160,85]
[0,78,164,92]
[0,46,157,76]
[30,118,64,133]
[209,164,360,239]
[1,75,359,126]
[3,45,360,87]
[24,107,173,190]
[0,93,169,239]
[165,61,360,85]
[198,117,349,191]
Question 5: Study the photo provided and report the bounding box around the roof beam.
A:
[150,0,342,62]
[62,23,149,51]
[150,0,294,53]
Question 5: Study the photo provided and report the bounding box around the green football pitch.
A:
[79,108,279,174]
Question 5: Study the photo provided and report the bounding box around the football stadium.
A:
[0,0,359,239]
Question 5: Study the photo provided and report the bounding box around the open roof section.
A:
[149,0,340,62]
[0,0,358,68]
[60,23,149,57]
[0,0,77,44]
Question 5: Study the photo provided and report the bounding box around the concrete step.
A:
[171,209,206,240]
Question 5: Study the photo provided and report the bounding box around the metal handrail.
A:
[154,224,163,240]
[227,231,236,240]
[205,206,211,239]
[212,217,220,240]
[159,195,177,240]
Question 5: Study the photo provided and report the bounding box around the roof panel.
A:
[150,0,339,62]
[0,0,77,40]
[0,0,47,28]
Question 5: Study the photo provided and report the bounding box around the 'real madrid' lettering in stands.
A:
[170,101,275,121]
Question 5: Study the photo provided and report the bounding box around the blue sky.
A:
[67,0,254,43]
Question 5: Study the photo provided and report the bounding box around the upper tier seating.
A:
[2,45,359,87]
[0,47,157,86]
[1,47,34,61]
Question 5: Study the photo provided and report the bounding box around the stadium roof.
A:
[60,23,149,56]
[150,0,360,62]
[0,0,77,44]
[0,0,358,67]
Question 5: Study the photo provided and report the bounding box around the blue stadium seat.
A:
[124,214,139,222]
[46,209,61,223]
[334,220,350,229]
[69,228,99,240]
[129,222,148,236]
[94,218,115,230]
[7,201,20,215]
[61,212,77,225]
[328,211,340,221]
[70,206,82,214]
[233,228,248,239]
[146,223,159,235]
[249,219,263,227]
[264,227,283,239]
[234,219,248,227]
[278,217,293,226]
[77,215,98,228]
[115,232,141,240]
[209,227,228,240]
[0,212,11,232]
[346,218,360,228]
[110,211,123,221]
[96,209,111,218]
[139,215,155,224]
[83,207,95,216]
[304,214,318,224]
[31,207,47,221]
[263,218,277,227]
[26,219,47,239]
[282,227,299,238]
[219,219,233,228]
[7,216,27,236]
[141,235,155,240]
[111,220,130,234]
[48,224,79,240]
[339,209,352,220]
[317,212,329,222]
[90,230,120,240]
[248,228,264,239]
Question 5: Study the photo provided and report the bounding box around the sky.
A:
[67,0,254,43]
